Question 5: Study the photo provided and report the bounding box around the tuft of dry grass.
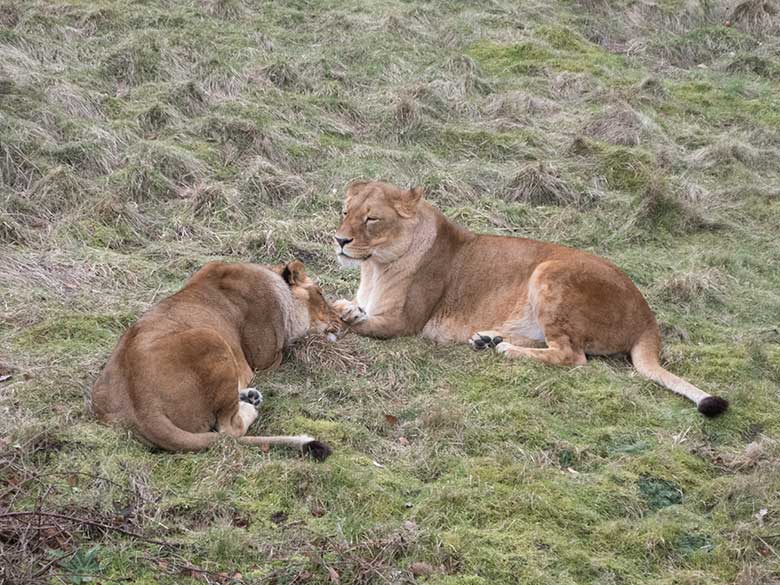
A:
[0,205,28,244]
[177,182,239,218]
[258,61,303,90]
[636,76,666,97]
[101,32,168,86]
[584,105,645,146]
[500,162,586,207]
[550,71,597,99]
[733,564,780,585]
[201,0,244,20]
[27,166,97,217]
[390,94,431,143]
[730,0,779,33]
[287,334,370,376]
[240,157,309,207]
[119,140,205,201]
[629,176,718,234]
[654,267,728,306]
[93,194,146,232]
[689,137,763,169]
[168,80,208,116]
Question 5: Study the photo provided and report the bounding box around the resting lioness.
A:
[332,180,728,416]
[91,260,342,458]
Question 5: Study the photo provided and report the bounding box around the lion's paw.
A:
[240,388,263,408]
[469,331,504,351]
[333,299,367,325]
[495,341,512,354]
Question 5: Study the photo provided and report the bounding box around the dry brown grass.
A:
[177,182,240,219]
[287,334,370,375]
[689,137,763,169]
[391,94,431,143]
[733,565,780,585]
[730,0,779,33]
[201,0,244,20]
[584,105,645,146]
[500,162,587,207]
[627,176,719,234]
[654,267,728,306]
[240,157,309,206]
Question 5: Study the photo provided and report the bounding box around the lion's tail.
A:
[136,413,332,460]
[630,328,729,417]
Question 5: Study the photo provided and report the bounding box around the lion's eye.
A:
[341,210,347,217]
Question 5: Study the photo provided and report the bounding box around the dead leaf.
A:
[398,436,410,446]
[0,375,11,383]
[327,566,341,584]
[372,460,385,469]
[384,414,399,426]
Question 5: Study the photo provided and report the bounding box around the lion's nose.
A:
[335,236,353,248]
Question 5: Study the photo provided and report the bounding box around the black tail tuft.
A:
[302,440,333,461]
[698,396,729,417]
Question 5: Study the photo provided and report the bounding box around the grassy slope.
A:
[1,0,779,583]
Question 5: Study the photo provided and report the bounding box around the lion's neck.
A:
[266,275,310,343]
[356,204,466,316]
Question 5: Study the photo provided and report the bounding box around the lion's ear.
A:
[394,186,424,218]
[281,260,306,286]
[345,179,369,201]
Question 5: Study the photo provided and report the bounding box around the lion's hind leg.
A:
[239,387,263,408]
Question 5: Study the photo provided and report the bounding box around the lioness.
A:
[91,260,342,458]
[333,180,728,416]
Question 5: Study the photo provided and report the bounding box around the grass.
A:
[1,0,779,583]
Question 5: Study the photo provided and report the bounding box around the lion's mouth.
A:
[338,252,372,261]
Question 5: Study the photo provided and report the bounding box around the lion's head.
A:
[334,180,424,267]
[277,260,344,339]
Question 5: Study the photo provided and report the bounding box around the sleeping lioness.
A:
[332,180,728,416]
[91,260,342,458]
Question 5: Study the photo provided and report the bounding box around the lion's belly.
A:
[420,318,468,343]
[420,280,534,343]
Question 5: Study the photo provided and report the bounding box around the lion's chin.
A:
[336,253,367,270]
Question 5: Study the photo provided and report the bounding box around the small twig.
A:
[0,475,37,503]
[31,549,78,579]
[143,553,245,584]
[0,511,176,548]
[757,535,780,562]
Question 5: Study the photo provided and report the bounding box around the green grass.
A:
[1,0,780,583]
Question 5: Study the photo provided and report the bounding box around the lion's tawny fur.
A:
[333,181,728,416]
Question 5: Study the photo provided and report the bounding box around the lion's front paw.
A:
[333,299,367,325]
[469,331,504,351]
